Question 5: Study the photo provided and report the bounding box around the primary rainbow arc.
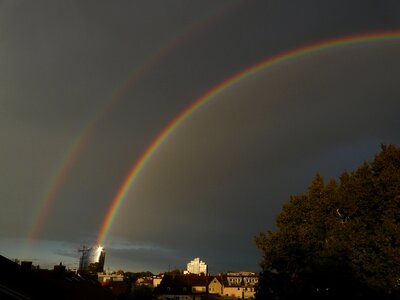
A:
[96,30,400,246]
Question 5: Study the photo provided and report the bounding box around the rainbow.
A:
[96,30,400,245]
[27,1,242,245]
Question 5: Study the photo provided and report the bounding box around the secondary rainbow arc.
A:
[26,1,241,246]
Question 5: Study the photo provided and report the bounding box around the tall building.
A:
[78,245,105,274]
[186,257,208,275]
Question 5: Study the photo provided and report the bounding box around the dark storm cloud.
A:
[1,0,400,272]
[112,42,400,272]
[104,242,184,273]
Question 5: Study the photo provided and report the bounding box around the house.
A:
[98,273,131,297]
[98,273,125,285]
[218,272,259,299]
[154,274,214,300]
[153,274,164,288]
[136,276,154,286]
[208,276,223,295]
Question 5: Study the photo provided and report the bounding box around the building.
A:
[78,245,106,274]
[97,273,130,297]
[154,274,213,300]
[208,276,223,295]
[153,274,164,288]
[219,272,259,299]
[185,257,208,275]
[98,273,125,285]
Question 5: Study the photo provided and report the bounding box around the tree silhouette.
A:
[256,144,400,299]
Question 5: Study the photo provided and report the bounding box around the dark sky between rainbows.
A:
[1,0,400,273]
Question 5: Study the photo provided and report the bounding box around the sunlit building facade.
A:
[78,245,105,273]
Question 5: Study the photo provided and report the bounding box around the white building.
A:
[185,257,208,275]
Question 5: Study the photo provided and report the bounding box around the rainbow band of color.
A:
[26,1,242,245]
[97,30,400,245]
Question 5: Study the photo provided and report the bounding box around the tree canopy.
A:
[256,144,400,299]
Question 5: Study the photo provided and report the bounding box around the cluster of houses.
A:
[128,257,259,299]
[153,272,259,299]
[152,257,259,299]
[97,257,259,299]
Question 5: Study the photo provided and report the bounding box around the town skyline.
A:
[4,245,260,276]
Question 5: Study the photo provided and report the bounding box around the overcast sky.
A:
[1,0,400,274]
